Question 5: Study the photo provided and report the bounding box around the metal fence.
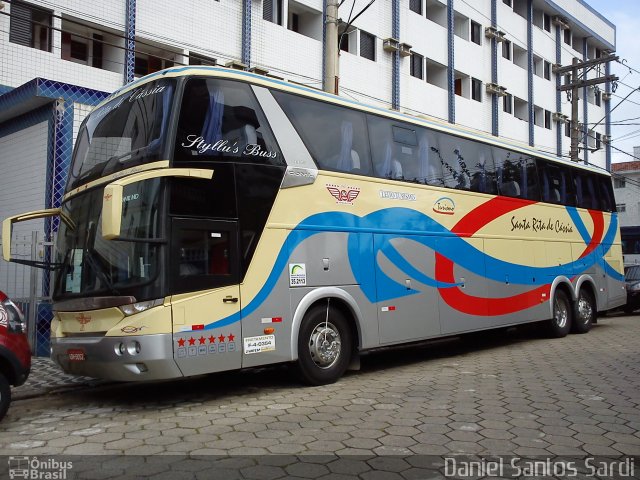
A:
[0,231,54,356]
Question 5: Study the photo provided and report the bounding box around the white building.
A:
[0,0,618,349]
[612,155,640,264]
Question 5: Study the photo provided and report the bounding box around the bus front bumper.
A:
[50,334,183,382]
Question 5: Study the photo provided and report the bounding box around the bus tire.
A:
[0,373,11,421]
[547,289,572,338]
[573,288,595,334]
[297,304,352,386]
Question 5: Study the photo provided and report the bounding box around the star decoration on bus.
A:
[228,333,235,342]
[199,336,206,345]
[177,338,185,347]
[208,335,216,344]
[218,334,226,343]
[188,337,196,346]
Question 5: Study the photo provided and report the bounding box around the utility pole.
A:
[556,54,618,162]
[324,0,339,94]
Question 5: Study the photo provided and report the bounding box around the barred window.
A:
[409,0,422,15]
[360,31,376,61]
[410,53,423,80]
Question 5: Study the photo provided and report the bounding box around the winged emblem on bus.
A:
[326,185,360,204]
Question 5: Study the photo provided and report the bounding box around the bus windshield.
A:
[53,179,163,301]
[67,79,175,191]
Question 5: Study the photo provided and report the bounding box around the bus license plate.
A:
[68,349,85,361]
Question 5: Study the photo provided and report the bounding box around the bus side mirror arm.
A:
[2,208,74,263]
[101,168,214,240]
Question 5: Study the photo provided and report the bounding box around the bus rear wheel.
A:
[547,290,572,338]
[297,304,352,386]
[573,288,595,334]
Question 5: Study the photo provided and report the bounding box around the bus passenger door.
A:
[169,218,242,377]
[375,235,441,344]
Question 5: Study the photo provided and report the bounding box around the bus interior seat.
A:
[501,180,520,197]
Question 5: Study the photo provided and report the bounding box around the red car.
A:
[0,290,31,421]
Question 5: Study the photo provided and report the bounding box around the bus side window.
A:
[175,78,283,166]
[539,161,574,205]
[597,175,615,212]
[272,91,372,175]
[469,145,498,194]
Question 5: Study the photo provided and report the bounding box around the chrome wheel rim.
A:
[308,321,341,369]
[554,298,568,328]
[578,295,593,324]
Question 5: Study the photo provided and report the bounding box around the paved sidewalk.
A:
[12,357,104,400]
[2,314,639,459]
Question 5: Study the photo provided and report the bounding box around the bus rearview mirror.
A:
[101,168,214,241]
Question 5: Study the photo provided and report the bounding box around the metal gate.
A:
[0,230,54,356]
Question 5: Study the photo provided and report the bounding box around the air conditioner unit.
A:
[249,66,269,76]
[485,83,507,96]
[552,16,569,29]
[382,38,400,53]
[485,26,506,42]
[225,60,247,71]
[552,112,569,123]
[399,43,412,57]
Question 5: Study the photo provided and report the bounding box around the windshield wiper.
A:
[84,222,120,296]
[83,247,120,296]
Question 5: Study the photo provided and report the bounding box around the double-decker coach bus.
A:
[3,67,626,385]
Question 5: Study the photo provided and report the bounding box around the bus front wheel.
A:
[297,304,352,386]
[547,290,572,338]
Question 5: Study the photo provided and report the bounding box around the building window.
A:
[596,132,602,149]
[564,28,571,45]
[61,32,89,64]
[455,78,462,97]
[503,0,512,7]
[503,94,512,114]
[544,60,551,80]
[544,110,552,129]
[595,89,601,107]
[360,30,376,61]
[135,53,174,77]
[471,21,481,45]
[189,52,217,66]
[616,203,626,213]
[409,0,422,15]
[263,0,283,25]
[614,177,625,189]
[502,40,511,60]
[9,1,52,52]
[565,122,571,138]
[543,13,551,32]
[410,52,423,80]
[472,78,482,102]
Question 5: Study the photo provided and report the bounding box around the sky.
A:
[585,0,640,164]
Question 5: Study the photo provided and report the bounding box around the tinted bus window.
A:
[273,91,372,175]
[574,170,598,210]
[597,175,615,212]
[494,150,540,200]
[433,134,476,190]
[367,115,443,184]
[538,161,575,206]
[174,78,283,165]
[469,144,498,195]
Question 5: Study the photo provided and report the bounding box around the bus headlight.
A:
[119,299,163,316]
